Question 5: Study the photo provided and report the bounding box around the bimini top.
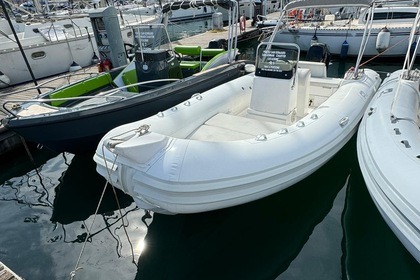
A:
[284,0,375,10]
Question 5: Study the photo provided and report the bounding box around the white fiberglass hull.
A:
[357,70,420,262]
[0,37,95,86]
[95,65,380,215]
[0,13,156,86]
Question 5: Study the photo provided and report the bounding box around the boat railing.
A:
[66,19,85,38]
[43,20,88,42]
[2,78,180,117]
[0,72,101,98]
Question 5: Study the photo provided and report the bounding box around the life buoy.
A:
[240,15,246,32]
[289,9,298,18]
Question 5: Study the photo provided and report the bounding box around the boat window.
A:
[31,51,46,59]
[63,24,73,29]
[366,12,417,21]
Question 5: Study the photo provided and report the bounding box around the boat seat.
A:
[121,69,138,92]
[174,45,203,73]
[189,113,284,141]
[49,73,113,107]
[201,48,225,58]
[174,45,227,75]
[298,60,327,78]
[310,77,342,89]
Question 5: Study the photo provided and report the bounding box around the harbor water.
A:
[1,19,420,279]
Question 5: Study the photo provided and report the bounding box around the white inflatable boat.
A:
[357,12,420,261]
[94,42,381,214]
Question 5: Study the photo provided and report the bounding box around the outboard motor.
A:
[306,43,331,69]
[208,39,228,50]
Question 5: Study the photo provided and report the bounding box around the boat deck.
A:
[0,66,99,120]
[0,66,98,155]
[172,12,280,47]
[189,112,286,141]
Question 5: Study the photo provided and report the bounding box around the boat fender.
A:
[340,40,349,59]
[376,27,391,53]
[240,15,246,32]
[0,71,10,88]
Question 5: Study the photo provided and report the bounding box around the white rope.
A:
[101,143,138,267]
[69,170,111,279]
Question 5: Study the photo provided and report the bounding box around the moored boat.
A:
[0,7,158,88]
[1,19,243,154]
[356,8,420,263]
[264,0,419,58]
[93,31,381,214]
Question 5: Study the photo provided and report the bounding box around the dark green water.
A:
[1,20,420,280]
[1,134,419,280]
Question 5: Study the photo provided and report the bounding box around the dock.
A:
[0,11,280,156]
[0,262,23,280]
[172,11,280,47]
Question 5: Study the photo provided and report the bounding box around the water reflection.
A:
[0,151,150,280]
[134,137,358,280]
[342,161,420,279]
[50,153,133,225]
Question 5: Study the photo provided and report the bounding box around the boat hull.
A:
[357,70,420,262]
[272,26,414,58]
[0,14,153,86]
[94,68,381,214]
[0,37,95,86]
[4,62,247,154]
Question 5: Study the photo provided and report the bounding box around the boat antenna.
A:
[85,26,100,64]
[62,27,82,72]
[0,0,41,94]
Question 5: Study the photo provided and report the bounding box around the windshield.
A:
[255,42,299,79]
[132,24,172,51]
